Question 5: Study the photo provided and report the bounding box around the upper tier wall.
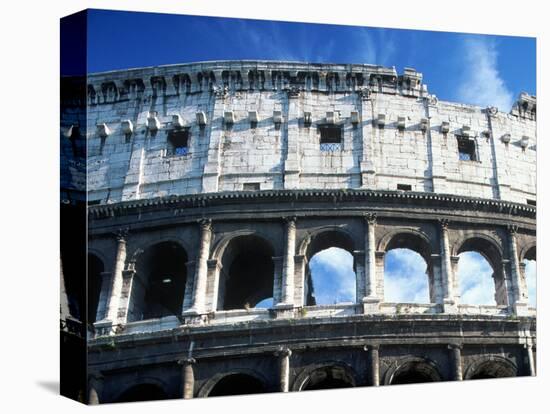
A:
[60,61,537,205]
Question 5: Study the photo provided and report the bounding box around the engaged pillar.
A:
[185,219,212,315]
[448,344,463,381]
[178,358,196,399]
[275,347,292,392]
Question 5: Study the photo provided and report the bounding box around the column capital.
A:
[447,343,463,350]
[177,357,196,366]
[363,212,377,225]
[274,347,292,357]
[363,344,380,352]
[507,224,519,235]
[438,218,450,229]
[283,216,297,226]
[113,227,129,242]
[198,218,212,231]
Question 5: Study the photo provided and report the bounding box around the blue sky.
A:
[81,9,536,111]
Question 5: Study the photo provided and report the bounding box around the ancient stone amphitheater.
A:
[60,60,536,403]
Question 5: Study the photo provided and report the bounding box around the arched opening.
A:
[116,384,168,403]
[458,251,496,305]
[305,231,356,306]
[218,235,275,310]
[131,241,188,321]
[208,374,266,397]
[457,238,504,306]
[87,254,104,324]
[468,360,516,380]
[254,297,274,309]
[300,365,355,391]
[390,361,442,385]
[523,246,536,307]
[383,233,432,303]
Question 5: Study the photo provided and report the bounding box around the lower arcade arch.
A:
[218,235,275,310]
[382,232,433,303]
[293,363,357,391]
[206,373,267,397]
[465,358,517,380]
[386,358,442,385]
[130,241,188,321]
[304,230,357,306]
[115,383,168,403]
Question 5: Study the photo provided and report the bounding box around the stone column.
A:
[283,90,301,188]
[508,225,528,315]
[358,88,376,188]
[275,348,292,392]
[525,343,536,376]
[178,358,196,399]
[185,219,212,315]
[363,214,380,313]
[87,374,102,405]
[278,217,296,308]
[105,230,127,323]
[439,219,457,313]
[448,344,463,381]
[364,345,380,386]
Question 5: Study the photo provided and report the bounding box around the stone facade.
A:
[60,60,537,404]
[75,61,536,206]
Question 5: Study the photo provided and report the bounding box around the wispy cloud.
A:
[309,247,355,304]
[456,37,514,111]
[384,249,429,303]
[457,252,496,305]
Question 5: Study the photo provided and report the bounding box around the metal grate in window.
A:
[320,142,342,152]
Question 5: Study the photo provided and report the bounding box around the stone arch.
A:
[384,357,443,385]
[293,361,357,391]
[379,229,434,303]
[217,234,276,310]
[198,369,269,397]
[300,227,358,306]
[211,228,281,262]
[377,228,433,259]
[455,235,507,306]
[87,253,105,324]
[464,356,517,380]
[113,377,169,403]
[128,234,194,266]
[520,242,536,262]
[129,240,189,321]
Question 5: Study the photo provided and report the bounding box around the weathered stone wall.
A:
[78,61,536,206]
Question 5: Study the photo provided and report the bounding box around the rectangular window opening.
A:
[319,125,342,152]
[167,129,189,156]
[457,136,476,161]
[527,199,536,206]
[243,183,261,191]
[397,184,412,191]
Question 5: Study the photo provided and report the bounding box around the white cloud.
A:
[309,247,355,304]
[457,252,496,305]
[456,37,514,111]
[524,259,536,307]
[384,249,429,303]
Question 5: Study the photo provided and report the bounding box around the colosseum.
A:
[60,60,536,404]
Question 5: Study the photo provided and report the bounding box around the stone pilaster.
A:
[358,88,376,188]
[277,217,296,308]
[283,90,300,188]
[202,91,225,192]
[448,344,463,381]
[525,343,536,376]
[439,219,457,313]
[364,344,380,386]
[178,358,196,399]
[104,230,127,323]
[363,213,380,313]
[116,268,136,323]
[508,225,528,315]
[184,219,212,315]
[275,347,292,392]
